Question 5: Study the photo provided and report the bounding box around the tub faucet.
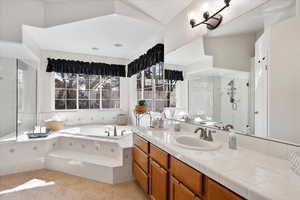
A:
[105,130,110,136]
[121,130,126,136]
[114,126,117,137]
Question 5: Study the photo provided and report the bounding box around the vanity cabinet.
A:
[204,177,243,200]
[169,176,200,200]
[133,135,150,194]
[169,157,203,196]
[149,159,168,200]
[133,146,149,173]
[132,134,245,200]
[133,162,149,193]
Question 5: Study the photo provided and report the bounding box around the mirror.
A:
[165,0,299,145]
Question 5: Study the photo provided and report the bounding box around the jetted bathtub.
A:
[57,124,133,139]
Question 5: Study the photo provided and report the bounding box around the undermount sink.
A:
[173,135,222,151]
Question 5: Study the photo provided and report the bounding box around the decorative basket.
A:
[45,121,64,131]
[135,105,147,114]
[288,151,300,176]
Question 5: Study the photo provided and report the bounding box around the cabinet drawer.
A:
[133,162,149,194]
[205,177,244,200]
[150,144,168,169]
[169,176,199,200]
[134,135,149,154]
[133,146,149,173]
[169,157,203,196]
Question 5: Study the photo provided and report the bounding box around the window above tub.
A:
[54,73,120,110]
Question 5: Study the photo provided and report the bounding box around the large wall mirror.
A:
[165,0,300,145]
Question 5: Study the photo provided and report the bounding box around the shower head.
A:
[228,80,234,86]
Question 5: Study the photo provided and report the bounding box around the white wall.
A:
[0,0,44,42]
[298,0,300,15]
[38,50,131,126]
[203,33,256,72]
[268,16,300,144]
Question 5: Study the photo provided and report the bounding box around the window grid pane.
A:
[136,64,176,112]
[55,73,120,110]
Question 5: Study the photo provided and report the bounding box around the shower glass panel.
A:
[17,60,37,139]
[0,57,17,141]
[0,57,37,142]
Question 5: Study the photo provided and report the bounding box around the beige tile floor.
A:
[0,169,147,200]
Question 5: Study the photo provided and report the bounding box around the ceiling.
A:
[39,0,193,25]
[122,0,193,24]
[27,14,163,59]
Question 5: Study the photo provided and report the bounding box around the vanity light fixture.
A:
[189,0,231,30]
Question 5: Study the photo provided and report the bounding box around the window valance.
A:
[164,69,184,81]
[46,58,126,77]
[127,43,164,77]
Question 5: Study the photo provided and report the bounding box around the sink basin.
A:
[173,135,222,151]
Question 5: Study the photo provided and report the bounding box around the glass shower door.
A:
[0,57,17,141]
[17,59,37,139]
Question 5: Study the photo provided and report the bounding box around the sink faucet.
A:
[194,127,208,140]
[194,127,215,142]
[224,124,234,131]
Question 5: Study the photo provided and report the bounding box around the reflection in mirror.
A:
[165,0,299,145]
[188,69,250,132]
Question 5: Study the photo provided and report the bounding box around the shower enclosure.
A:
[0,57,37,142]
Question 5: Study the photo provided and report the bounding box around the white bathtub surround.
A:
[39,110,128,127]
[46,136,132,184]
[0,133,133,184]
[133,127,300,200]
[57,124,133,139]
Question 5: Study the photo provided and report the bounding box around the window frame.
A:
[53,73,121,111]
[137,64,176,112]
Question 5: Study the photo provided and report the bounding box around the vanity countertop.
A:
[133,127,300,200]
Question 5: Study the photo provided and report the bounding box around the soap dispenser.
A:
[228,132,237,150]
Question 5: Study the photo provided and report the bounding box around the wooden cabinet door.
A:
[133,146,149,173]
[133,162,149,194]
[169,176,198,200]
[149,159,168,200]
[205,178,244,200]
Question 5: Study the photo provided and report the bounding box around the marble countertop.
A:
[133,127,300,200]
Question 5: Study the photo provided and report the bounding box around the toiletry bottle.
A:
[229,132,237,150]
